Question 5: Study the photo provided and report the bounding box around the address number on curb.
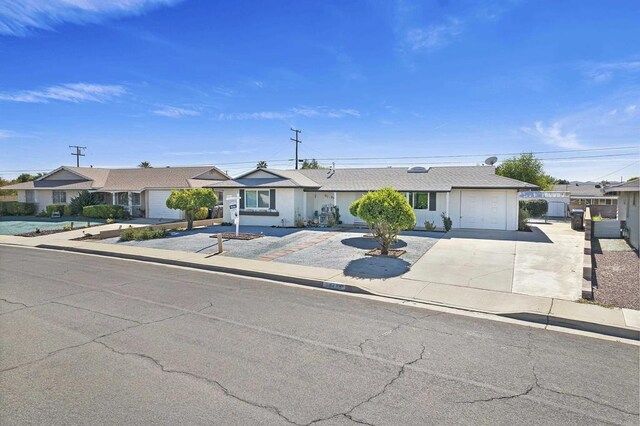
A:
[322,281,346,291]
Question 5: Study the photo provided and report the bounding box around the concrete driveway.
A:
[403,222,584,300]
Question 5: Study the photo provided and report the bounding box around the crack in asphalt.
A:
[307,344,427,426]
[0,297,28,308]
[456,329,639,417]
[0,312,187,375]
[93,340,301,425]
[50,301,144,325]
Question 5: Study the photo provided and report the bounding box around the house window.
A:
[605,199,612,205]
[245,189,270,209]
[52,191,66,204]
[25,190,35,203]
[131,193,141,206]
[116,192,129,205]
[406,192,429,210]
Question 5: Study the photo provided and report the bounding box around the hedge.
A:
[82,204,126,219]
[519,199,548,218]
[0,201,37,216]
[120,227,167,241]
[45,205,66,216]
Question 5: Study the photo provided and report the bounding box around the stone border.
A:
[583,239,593,300]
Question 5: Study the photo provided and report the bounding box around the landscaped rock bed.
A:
[593,239,640,310]
[213,233,263,240]
[365,249,406,257]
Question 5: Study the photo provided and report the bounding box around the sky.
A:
[0,0,639,181]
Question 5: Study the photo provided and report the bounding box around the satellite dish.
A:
[484,156,498,166]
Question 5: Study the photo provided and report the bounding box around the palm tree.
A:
[256,160,268,169]
[138,161,152,168]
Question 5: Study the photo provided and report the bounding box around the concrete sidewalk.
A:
[2,229,637,341]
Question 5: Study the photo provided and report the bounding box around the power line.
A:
[590,161,640,182]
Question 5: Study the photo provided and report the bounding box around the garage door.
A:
[460,190,507,230]
[147,190,182,219]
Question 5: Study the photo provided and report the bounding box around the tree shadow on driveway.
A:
[341,237,408,250]
[344,256,411,279]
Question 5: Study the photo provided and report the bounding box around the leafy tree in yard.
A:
[165,188,217,230]
[300,159,323,169]
[138,161,152,168]
[16,173,36,183]
[256,160,268,169]
[555,178,570,185]
[628,176,639,182]
[350,188,416,255]
[496,153,555,190]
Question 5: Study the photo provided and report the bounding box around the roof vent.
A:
[407,166,428,173]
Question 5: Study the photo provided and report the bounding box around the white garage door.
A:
[460,190,507,230]
[147,190,182,219]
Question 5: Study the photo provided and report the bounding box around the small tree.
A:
[68,190,97,215]
[165,189,217,230]
[350,188,416,255]
[256,160,268,169]
[138,161,152,168]
[496,153,555,190]
[301,159,323,169]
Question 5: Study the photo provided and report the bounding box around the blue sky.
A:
[0,0,639,180]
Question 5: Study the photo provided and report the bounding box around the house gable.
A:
[191,168,229,181]
[40,168,90,181]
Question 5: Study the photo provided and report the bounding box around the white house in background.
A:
[208,166,537,230]
[4,165,229,219]
[604,180,639,250]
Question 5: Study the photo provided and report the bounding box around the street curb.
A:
[33,243,640,342]
[35,244,373,296]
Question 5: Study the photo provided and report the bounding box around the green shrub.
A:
[591,214,603,222]
[518,208,530,231]
[351,188,416,255]
[424,220,437,231]
[64,205,73,216]
[441,213,452,232]
[106,218,116,224]
[83,204,126,219]
[0,201,37,216]
[63,223,73,231]
[45,205,66,216]
[194,206,209,220]
[119,226,168,242]
[519,199,548,218]
[68,190,97,215]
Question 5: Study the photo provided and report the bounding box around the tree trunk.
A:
[186,210,194,230]
[380,239,389,255]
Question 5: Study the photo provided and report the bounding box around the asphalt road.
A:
[1,246,638,425]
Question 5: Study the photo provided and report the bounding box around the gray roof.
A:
[209,166,537,191]
[3,165,229,192]
[604,180,640,194]
[552,182,617,197]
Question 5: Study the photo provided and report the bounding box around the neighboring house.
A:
[518,190,570,218]
[604,180,639,250]
[4,166,229,219]
[553,182,618,218]
[208,166,537,230]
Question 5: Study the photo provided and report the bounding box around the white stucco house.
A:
[4,165,229,219]
[604,180,639,250]
[208,166,537,230]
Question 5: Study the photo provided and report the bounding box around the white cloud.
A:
[217,107,361,120]
[152,106,200,118]
[583,60,640,83]
[625,104,637,114]
[406,19,463,51]
[522,121,582,149]
[0,83,126,103]
[0,0,181,36]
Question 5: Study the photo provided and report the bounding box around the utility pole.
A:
[69,145,86,167]
[290,128,302,169]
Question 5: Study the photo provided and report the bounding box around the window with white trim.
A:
[25,190,35,203]
[245,189,270,209]
[52,191,66,204]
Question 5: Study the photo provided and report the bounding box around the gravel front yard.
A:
[100,225,442,278]
[593,238,640,310]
